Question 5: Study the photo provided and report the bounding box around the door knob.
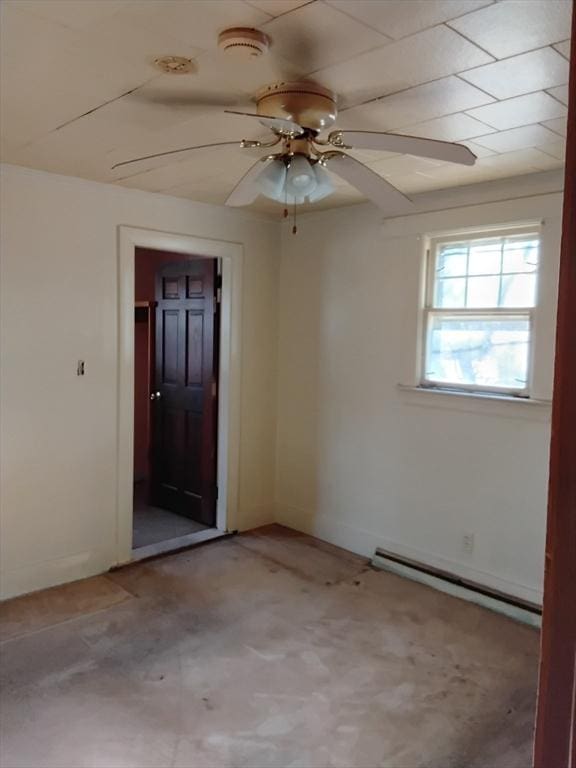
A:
[150,391,162,401]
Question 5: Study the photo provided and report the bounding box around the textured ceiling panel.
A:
[338,77,495,132]
[0,0,568,217]
[325,0,494,40]
[459,47,569,100]
[465,92,567,130]
[313,25,494,106]
[448,0,573,59]
[262,1,391,72]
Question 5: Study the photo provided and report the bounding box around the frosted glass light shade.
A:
[254,155,335,205]
[308,163,334,202]
[286,155,317,198]
[256,159,287,201]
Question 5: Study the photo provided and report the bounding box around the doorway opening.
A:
[133,247,220,553]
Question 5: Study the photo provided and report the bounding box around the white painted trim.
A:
[117,226,243,565]
[396,383,551,421]
[371,553,541,628]
[275,504,544,605]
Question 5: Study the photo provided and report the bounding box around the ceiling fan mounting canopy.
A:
[255,81,338,134]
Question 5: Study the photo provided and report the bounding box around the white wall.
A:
[276,174,563,604]
[0,164,280,599]
[1,164,563,605]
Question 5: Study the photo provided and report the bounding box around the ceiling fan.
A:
[112,54,476,216]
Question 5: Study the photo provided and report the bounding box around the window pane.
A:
[435,277,466,308]
[500,273,537,307]
[468,242,502,275]
[437,247,468,277]
[425,315,530,390]
[502,240,539,273]
[466,275,500,308]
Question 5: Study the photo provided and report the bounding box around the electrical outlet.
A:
[462,533,475,554]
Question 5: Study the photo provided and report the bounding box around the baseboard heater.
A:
[371,547,542,628]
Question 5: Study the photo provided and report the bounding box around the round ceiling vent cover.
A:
[154,56,196,74]
[218,27,270,58]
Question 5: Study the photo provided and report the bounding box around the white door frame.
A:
[117,226,243,564]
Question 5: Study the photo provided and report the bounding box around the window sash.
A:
[425,228,541,312]
[421,227,540,396]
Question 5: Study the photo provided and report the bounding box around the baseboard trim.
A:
[372,547,541,627]
[275,504,543,606]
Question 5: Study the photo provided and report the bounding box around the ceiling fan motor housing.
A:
[256,81,338,133]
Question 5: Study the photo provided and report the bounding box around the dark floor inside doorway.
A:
[132,482,208,549]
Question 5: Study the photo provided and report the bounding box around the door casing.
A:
[117,226,243,564]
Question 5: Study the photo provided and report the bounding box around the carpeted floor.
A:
[0,525,538,768]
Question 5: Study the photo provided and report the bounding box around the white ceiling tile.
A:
[382,172,446,193]
[415,162,502,187]
[473,124,561,153]
[466,91,567,130]
[117,145,257,193]
[9,0,128,30]
[338,76,495,132]
[369,154,447,178]
[81,9,202,70]
[553,39,571,59]
[476,147,563,174]
[464,141,497,158]
[538,139,566,161]
[459,48,569,99]
[245,0,313,16]
[346,148,397,163]
[261,1,390,73]
[0,3,80,74]
[129,0,271,50]
[542,117,567,137]
[314,25,494,106]
[448,1,572,59]
[0,0,567,209]
[325,0,494,40]
[0,48,150,148]
[546,85,569,105]
[397,113,495,142]
[107,110,267,177]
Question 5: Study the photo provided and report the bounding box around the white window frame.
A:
[421,225,541,398]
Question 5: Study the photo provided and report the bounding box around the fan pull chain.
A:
[292,199,298,235]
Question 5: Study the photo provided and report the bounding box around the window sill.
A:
[397,384,552,421]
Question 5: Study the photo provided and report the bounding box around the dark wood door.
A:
[151,258,218,526]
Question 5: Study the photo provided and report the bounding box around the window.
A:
[422,227,540,397]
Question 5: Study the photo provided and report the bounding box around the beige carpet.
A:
[0,525,538,768]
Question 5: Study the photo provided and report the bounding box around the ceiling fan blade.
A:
[225,110,304,136]
[111,140,242,171]
[332,130,477,166]
[323,153,414,213]
[226,156,276,207]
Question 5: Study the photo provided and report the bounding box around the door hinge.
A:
[215,274,222,304]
